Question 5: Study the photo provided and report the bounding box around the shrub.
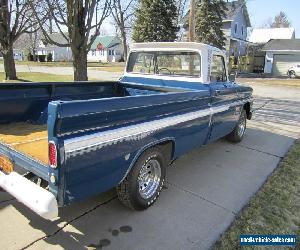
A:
[27,52,34,61]
[47,53,53,62]
[38,55,46,62]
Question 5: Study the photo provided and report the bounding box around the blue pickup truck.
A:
[0,42,253,219]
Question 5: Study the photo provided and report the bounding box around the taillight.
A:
[49,141,57,168]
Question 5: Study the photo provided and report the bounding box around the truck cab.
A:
[122,42,252,141]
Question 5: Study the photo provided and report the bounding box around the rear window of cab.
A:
[127,51,201,78]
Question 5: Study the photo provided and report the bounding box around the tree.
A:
[195,0,227,49]
[31,0,111,81]
[0,0,37,80]
[259,17,273,28]
[132,0,179,42]
[176,0,188,25]
[175,0,188,41]
[271,11,291,28]
[111,0,137,61]
[14,27,42,58]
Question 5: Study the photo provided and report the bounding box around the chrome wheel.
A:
[138,159,161,199]
[289,71,296,79]
[237,113,246,137]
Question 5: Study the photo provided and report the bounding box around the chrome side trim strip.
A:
[64,98,252,158]
[64,108,212,157]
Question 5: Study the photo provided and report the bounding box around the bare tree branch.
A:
[0,0,40,79]
[111,0,137,60]
[30,0,111,81]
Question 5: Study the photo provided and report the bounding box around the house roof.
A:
[262,39,300,51]
[224,0,251,27]
[249,28,295,44]
[42,33,69,46]
[90,36,121,50]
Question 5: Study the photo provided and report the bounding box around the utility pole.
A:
[188,0,196,42]
[189,0,196,75]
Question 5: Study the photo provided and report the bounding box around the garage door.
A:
[273,54,300,76]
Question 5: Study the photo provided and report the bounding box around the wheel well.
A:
[157,140,175,164]
[243,102,251,120]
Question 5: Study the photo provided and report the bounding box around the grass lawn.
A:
[0,72,73,82]
[237,78,300,88]
[92,63,125,72]
[3,61,125,72]
[214,140,300,249]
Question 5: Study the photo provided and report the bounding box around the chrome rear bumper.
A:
[0,171,58,220]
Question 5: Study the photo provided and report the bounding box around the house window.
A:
[210,55,227,82]
[234,23,238,34]
[241,26,244,36]
[92,50,96,56]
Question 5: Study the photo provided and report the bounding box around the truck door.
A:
[209,54,239,142]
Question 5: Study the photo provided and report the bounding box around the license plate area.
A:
[0,155,14,174]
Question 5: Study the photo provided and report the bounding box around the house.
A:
[87,36,123,63]
[0,50,24,61]
[37,34,123,62]
[249,28,295,44]
[37,33,72,61]
[262,39,300,76]
[222,0,251,56]
[183,0,251,56]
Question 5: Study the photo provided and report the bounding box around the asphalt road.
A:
[0,81,299,250]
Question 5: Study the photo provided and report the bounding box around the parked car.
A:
[0,42,253,220]
[287,65,300,78]
[13,52,23,61]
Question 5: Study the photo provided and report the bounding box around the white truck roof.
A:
[131,42,222,54]
[127,42,228,84]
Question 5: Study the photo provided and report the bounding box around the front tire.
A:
[117,147,166,210]
[226,109,247,143]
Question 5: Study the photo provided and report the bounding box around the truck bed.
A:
[0,123,48,165]
[0,81,189,170]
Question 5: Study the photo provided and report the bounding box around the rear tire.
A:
[117,147,166,210]
[226,109,247,143]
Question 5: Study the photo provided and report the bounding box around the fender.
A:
[119,137,176,184]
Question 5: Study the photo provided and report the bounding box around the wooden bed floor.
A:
[0,123,48,165]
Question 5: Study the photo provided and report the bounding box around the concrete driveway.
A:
[1,82,299,250]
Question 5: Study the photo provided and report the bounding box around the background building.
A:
[262,39,300,76]
[87,36,124,63]
[37,33,72,61]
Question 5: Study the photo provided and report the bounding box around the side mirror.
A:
[229,73,236,82]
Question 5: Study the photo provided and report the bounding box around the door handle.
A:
[215,90,221,96]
